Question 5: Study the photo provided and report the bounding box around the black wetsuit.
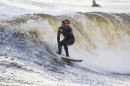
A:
[57,26,75,57]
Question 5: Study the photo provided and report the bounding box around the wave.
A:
[0,12,130,74]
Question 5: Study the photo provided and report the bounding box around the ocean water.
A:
[0,0,130,86]
[0,0,130,17]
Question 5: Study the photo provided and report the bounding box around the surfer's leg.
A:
[59,40,69,57]
[61,39,69,57]
[58,42,63,55]
[64,43,69,57]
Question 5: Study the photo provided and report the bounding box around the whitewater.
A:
[0,0,130,86]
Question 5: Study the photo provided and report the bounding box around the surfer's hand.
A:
[59,29,63,32]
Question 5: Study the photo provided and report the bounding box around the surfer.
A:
[57,20,75,57]
[92,0,101,7]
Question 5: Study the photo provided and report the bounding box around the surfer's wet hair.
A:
[62,20,70,24]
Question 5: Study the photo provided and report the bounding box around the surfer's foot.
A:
[56,52,61,55]
[66,55,69,57]
[66,53,69,57]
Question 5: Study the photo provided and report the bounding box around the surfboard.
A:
[61,57,83,62]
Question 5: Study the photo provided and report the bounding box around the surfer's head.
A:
[62,20,70,28]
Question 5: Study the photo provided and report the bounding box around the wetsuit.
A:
[57,26,75,57]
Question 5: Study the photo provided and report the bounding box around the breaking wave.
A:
[0,12,130,74]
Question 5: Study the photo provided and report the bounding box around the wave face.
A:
[0,12,130,74]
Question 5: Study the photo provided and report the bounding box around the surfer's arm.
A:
[57,28,61,43]
[65,27,72,39]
